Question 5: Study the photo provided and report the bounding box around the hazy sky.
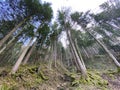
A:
[43,0,107,18]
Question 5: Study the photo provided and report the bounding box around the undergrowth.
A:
[0,65,48,90]
[65,70,109,89]
[0,62,119,90]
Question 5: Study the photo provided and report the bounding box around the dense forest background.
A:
[0,0,120,90]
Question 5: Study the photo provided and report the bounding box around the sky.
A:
[42,0,108,47]
[43,0,108,18]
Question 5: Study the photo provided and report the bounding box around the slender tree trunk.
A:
[69,45,80,71]
[68,47,74,66]
[11,38,33,74]
[66,29,87,77]
[23,42,35,65]
[0,18,29,48]
[75,39,86,70]
[49,44,54,69]
[82,46,89,58]
[0,29,23,54]
[0,37,15,54]
[0,40,16,64]
[44,47,51,61]
[65,49,69,66]
[34,51,39,64]
[86,29,120,67]
[60,47,64,67]
[54,40,57,67]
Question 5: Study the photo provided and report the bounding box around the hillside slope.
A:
[0,62,120,90]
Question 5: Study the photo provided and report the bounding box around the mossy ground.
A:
[0,62,119,90]
[0,64,47,90]
[64,70,109,90]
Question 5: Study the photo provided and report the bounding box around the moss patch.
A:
[65,70,108,89]
[0,62,118,90]
[0,64,48,90]
[117,67,120,73]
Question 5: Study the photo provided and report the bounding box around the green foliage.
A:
[20,0,53,22]
[95,1,120,22]
[0,21,15,39]
[93,0,120,37]
[94,12,110,22]
[24,0,42,14]
[41,2,53,22]
[71,30,94,47]
[71,12,83,22]
[57,10,66,26]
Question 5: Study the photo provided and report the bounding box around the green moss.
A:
[0,83,19,90]
[38,71,49,80]
[0,62,113,90]
[0,64,50,90]
[71,80,80,86]
[65,70,108,88]
[0,84,9,90]
[117,67,120,73]
[35,78,43,84]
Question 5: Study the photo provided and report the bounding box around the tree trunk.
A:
[82,46,89,58]
[11,38,33,74]
[75,39,86,70]
[69,45,80,71]
[22,42,35,65]
[44,48,51,61]
[68,47,74,66]
[0,29,23,54]
[0,18,28,48]
[0,40,16,64]
[49,44,54,69]
[65,49,69,67]
[66,29,87,77]
[54,40,57,67]
[86,29,120,67]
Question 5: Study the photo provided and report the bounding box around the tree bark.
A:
[66,29,87,77]
[22,42,35,65]
[69,45,80,71]
[60,47,64,67]
[49,44,54,69]
[54,40,57,67]
[11,38,33,74]
[82,46,89,58]
[0,29,23,54]
[86,29,120,67]
[0,40,16,64]
[68,47,73,66]
[75,39,86,70]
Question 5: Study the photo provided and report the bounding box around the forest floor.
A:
[0,62,120,90]
[102,71,120,90]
